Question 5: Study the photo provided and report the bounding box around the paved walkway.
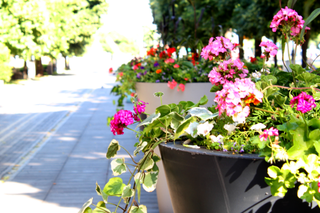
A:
[0,70,159,212]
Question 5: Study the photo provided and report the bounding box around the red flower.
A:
[130,93,135,97]
[118,72,123,77]
[156,69,162,74]
[250,57,257,63]
[159,51,168,59]
[167,47,176,57]
[167,79,177,89]
[177,84,185,92]
[184,78,189,81]
[147,47,157,56]
[109,68,113,73]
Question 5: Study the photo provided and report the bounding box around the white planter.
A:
[136,82,215,213]
[135,82,215,115]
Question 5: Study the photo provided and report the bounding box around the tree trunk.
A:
[64,56,69,70]
[35,58,44,76]
[23,60,28,79]
[273,35,278,67]
[302,30,310,68]
[254,37,262,58]
[239,35,244,60]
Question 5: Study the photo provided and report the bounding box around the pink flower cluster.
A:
[201,36,234,61]
[259,41,278,61]
[165,58,175,64]
[290,92,316,113]
[168,79,177,89]
[134,99,147,116]
[110,110,135,135]
[208,59,248,86]
[214,78,263,123]
[259,127,279,141]
[270,6,310,38]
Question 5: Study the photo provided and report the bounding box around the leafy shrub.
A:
[0,43,12,82]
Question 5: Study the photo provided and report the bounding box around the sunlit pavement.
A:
[0,60,159,212]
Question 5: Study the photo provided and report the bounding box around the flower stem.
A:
[286,35,297,87]
[262,85,320,93]
[253,107,279,115]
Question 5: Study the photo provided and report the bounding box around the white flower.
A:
[209,135,224,144]
[197,121,214,136]
[185,122,199,138]
[250,123,266,132]
[224,124,237,134]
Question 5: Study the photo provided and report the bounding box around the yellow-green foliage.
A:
[0,43,12,82]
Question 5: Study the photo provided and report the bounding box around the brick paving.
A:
[0,71,159,213]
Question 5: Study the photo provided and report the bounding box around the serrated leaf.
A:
[129,205,147,213]
[103,177,125,197]
[106,139,120,159]
[188,107,218,121]
[78,198,93,213]
[111,158,127,176]
[142,171,158,192]
[134,141,148,156]
[197,95,208,106]
[137,113,161,127]
[261,75,277,85]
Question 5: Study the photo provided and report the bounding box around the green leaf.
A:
[309,129,320,140]
[308,118,320,129]
[300,8,320,41]
[152,153,161,163]
[197,95,208,106]
[314,141,320,155]
[140,156,154,171]
[103,177,125,197]
[210,85,222,92]
[290,64,305,75]
[181,61,193,68]
[142,171,159,192]
[92,202,110,213]
[134,141,148,156]
[78,198,93,213]
[122,184,135,203]
[96,182,102,196]
[92,207,111,213]
[268,166,281,179]
[137,113,161,127]
[169,112,185,130]
[111,158,127,176]
[287,0,297,8]
[101,191,108,203]
[129,205,147,213]
[84,207,93,213]
[156,105,171,117]
[313,92,320,101]
[261,75,277,85]
[174,116,197,139]
[106,139,120,159]
[188,107,218,121]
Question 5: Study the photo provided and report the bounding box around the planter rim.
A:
[159,142,264,160]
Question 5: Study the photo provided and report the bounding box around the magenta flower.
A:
[259,41,278,61]
[110,110,135,135]
[290,92,316,113]
[259,127,279,141]
[134,99,148,115]
[208,59,248,86]
[201,36,234,61]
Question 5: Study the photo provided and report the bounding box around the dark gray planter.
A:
[159,142,320,213]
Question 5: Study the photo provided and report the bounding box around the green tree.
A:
[0,43,13,82]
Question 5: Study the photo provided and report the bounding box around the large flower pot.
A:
[159,142,320,213]
[135,82,215,115]
[136,82,215,213]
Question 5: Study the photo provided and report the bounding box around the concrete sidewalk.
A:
[0,76,159,212]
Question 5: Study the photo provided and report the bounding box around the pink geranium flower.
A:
[208,59,248,86]
[201,36,234,61]
[290,92,316,113]
[214,78,263,123]
[165,58,175,64]
[259,127,279,141]
[259,41,278,61]
[173,64,180,68]
[168,79,177,89]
